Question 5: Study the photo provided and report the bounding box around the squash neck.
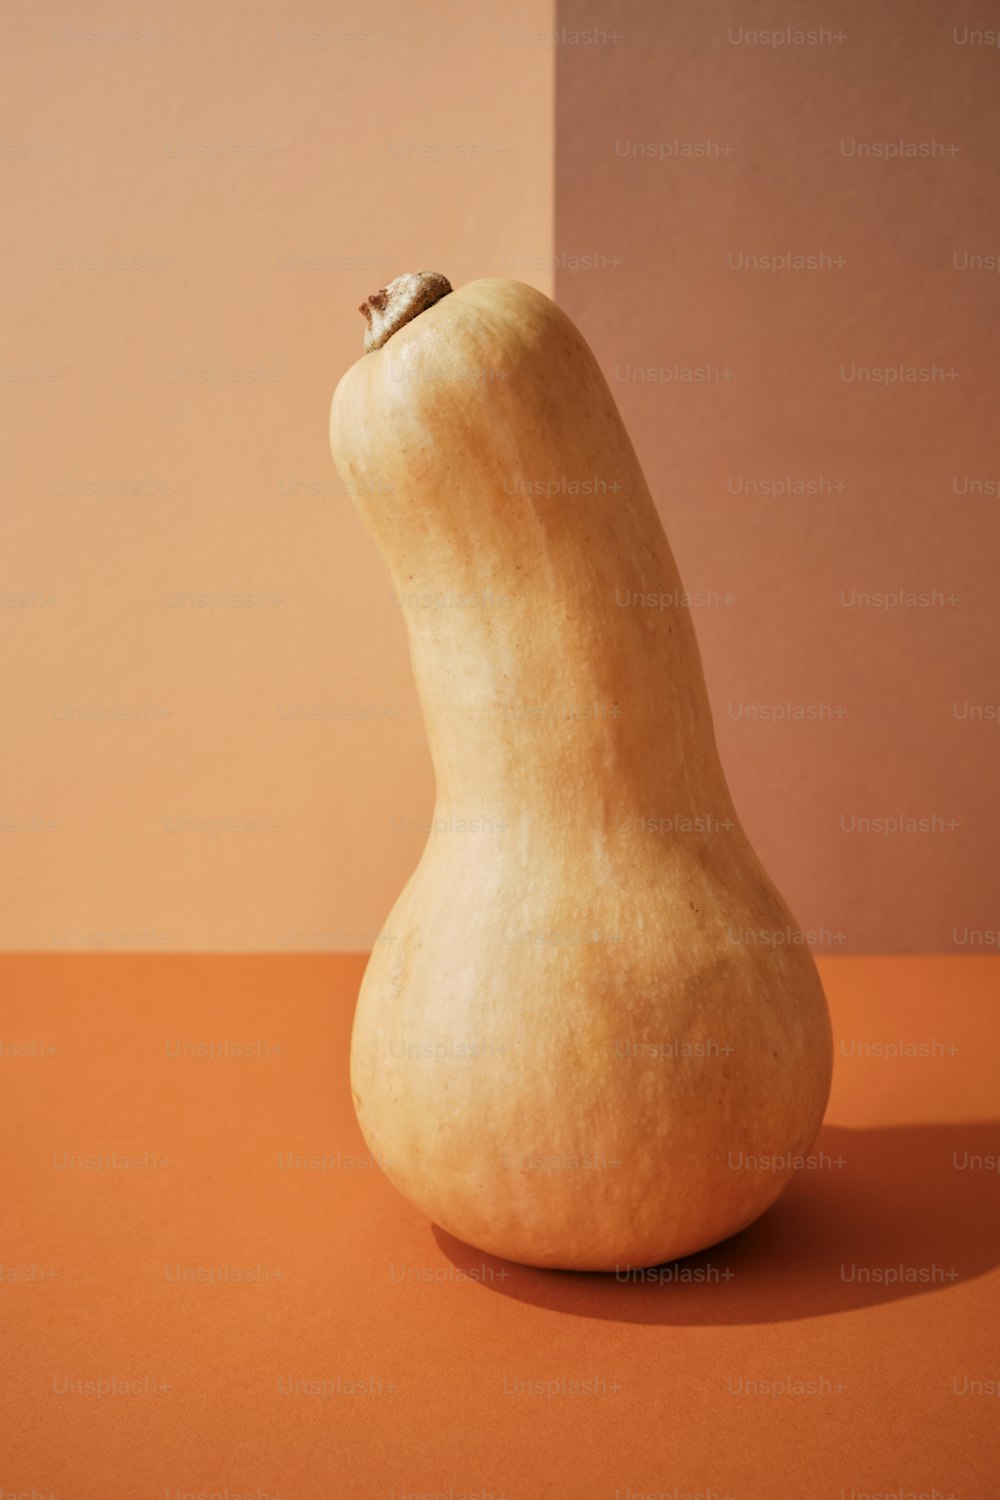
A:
[386,518,730,824]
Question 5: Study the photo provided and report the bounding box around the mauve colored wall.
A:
[555,0,1000,951]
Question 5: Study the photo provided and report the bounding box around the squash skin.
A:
[330,277,833,1271]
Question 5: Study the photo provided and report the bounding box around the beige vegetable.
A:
[329,272,832,1271]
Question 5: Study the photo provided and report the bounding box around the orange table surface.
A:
[2,953,998,1500]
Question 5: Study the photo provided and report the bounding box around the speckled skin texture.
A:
[329,278,833,1270]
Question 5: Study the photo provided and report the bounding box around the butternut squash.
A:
[329,271,832,1271]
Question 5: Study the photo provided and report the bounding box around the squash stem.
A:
[359,271,453,353]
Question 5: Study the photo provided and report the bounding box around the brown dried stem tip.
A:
[359,271,453,353]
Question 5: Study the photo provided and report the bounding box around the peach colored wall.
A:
[555,0,1000,951]
[1,0,553,951]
